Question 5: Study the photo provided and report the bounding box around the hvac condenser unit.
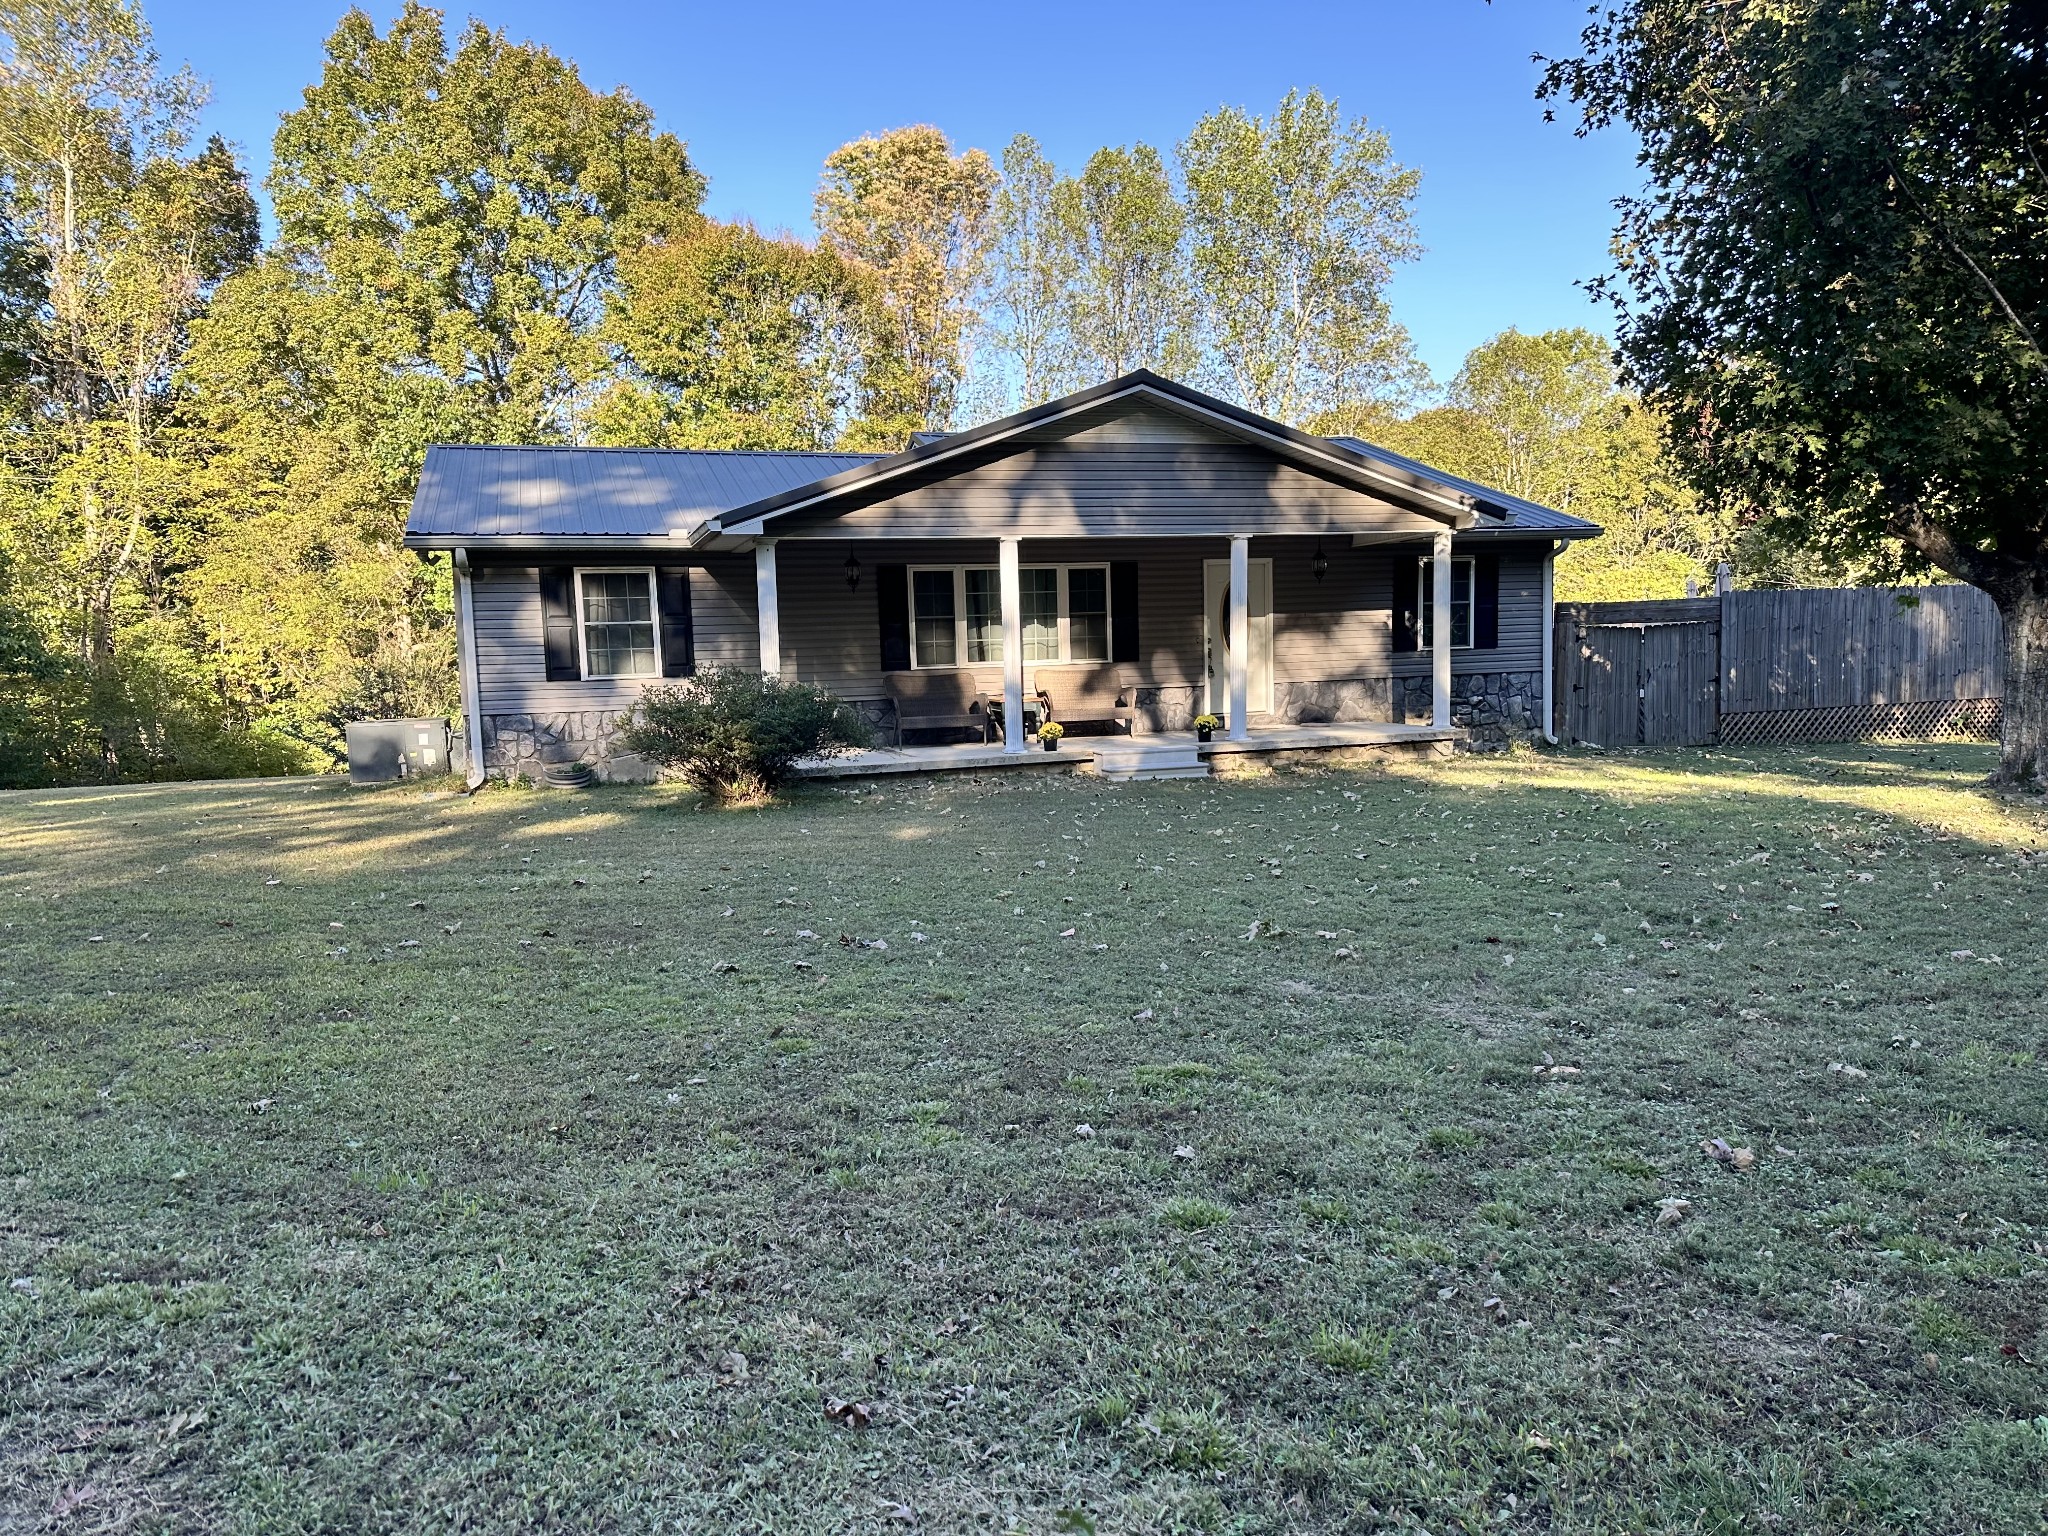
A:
[345,718,453,785]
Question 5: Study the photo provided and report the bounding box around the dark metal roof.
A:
[401,381,1602,547]
[406,444,881,545]
[1327,438,1602,538]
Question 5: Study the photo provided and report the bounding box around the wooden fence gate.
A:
[1552,588,2004,748]
[1558,600,1720,747]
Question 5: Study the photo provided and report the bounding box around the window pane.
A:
[913,569,957,667]
[1067,566,1108,661]
[581,572,658,676]
[1419,559,1474,649]
[964,568,1002,663]
[1021,568,1059,662]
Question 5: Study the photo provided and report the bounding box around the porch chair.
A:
[884,671,993,745]
[1033,664,1139,735]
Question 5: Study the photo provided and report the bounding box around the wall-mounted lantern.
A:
[1311,541,1330,583]
[844,551,862,591]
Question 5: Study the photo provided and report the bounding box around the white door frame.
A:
[1203,557,1272,718]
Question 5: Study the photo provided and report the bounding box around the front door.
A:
[1204,558,1273,720]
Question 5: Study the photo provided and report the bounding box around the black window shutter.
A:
[657,567,695,677]
[1474,552,1501,650]
[1109,560,1140,664]
[877,563,911,672]
[540,566,581,681]
[1391,556,1419,653]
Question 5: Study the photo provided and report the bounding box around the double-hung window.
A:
[907,564,1113,668]
[1418,557,1475,650]
[912,569,959,667]
[578,569,660,677]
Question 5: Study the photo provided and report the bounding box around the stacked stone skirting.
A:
[482,711,654,782]
[1395,671,1544,748]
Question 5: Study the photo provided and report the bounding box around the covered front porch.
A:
[751,528,1473,751]
[796,718,1459,781]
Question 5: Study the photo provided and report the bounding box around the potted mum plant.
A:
[1194,713,1220,743]
[1038,720,1066,753]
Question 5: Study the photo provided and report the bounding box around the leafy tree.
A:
[814,125,996,433]
[976,134,1080,411]
[1540,2,2048,785]
[596,218,910,451]
[1179,88,1424,422]
[183,2,704,762]
[1314,328,1723,600]
[0,0,253,664]
[1062,142,1195,383]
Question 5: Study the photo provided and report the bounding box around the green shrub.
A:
[618,667,873,802]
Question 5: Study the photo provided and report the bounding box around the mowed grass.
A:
[3,744,2047,1534]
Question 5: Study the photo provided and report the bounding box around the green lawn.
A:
[4,745,2047,1534]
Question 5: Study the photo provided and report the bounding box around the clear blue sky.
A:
[147,0,1638,388]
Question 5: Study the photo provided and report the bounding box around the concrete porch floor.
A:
[796,720,1460,780]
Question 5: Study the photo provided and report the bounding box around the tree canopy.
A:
[1540,0,2048,783]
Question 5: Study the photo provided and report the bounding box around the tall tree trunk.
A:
[1995,576,2048,788]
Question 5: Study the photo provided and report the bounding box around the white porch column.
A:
[1431,529,1454,729]
[755,539,781,677]
[1228,534,1251,741]
[999,536,1025,753]
[453,549,485,789]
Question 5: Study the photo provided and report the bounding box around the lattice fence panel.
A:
[1720,698,2002,745]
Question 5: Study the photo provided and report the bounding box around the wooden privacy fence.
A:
[1553,586,2005,748]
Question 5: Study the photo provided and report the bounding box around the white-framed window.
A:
[907,564,1112,668]
[1418,557,1475,650]
[576,568,661,678]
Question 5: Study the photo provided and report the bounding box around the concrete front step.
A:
[1088,740,1209,782]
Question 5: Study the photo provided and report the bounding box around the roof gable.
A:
[703,373,1483,540]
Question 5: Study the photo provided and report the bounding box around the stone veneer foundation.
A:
[478,671,1543,778]
[1395,670,1544,747]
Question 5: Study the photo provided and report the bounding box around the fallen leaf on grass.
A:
[1700,1137,1756,1170]
[1524,1430,1556,1452]
[1073,1124,1096,1140]
[711,961,738,974]
[1173,1144,1196,1161]
[716,1350,750,1384]
[824,1397,873,1429]
[51,1485,97,1518]
[1827,1062,1868,1079]
[1132,1008,1155,1022]
[1655,1197,1692,1226]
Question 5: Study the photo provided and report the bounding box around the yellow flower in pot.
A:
[1037,720,1066,752]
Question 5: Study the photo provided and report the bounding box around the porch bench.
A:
[885,671,993,745]
[1034,664,1138,734]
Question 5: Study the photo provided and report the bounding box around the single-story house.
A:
[402,371,1600,780]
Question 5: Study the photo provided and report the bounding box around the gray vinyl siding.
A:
[766,441,1440,540]
[467,540,1551,722]
[470,555,756,715]
[1386,540,1549,677]
[689,556,760,670]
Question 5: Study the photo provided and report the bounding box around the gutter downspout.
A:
[1541,542,1559,746]
[453,548,487,791]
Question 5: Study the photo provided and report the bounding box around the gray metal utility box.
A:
[346,718,453,785]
